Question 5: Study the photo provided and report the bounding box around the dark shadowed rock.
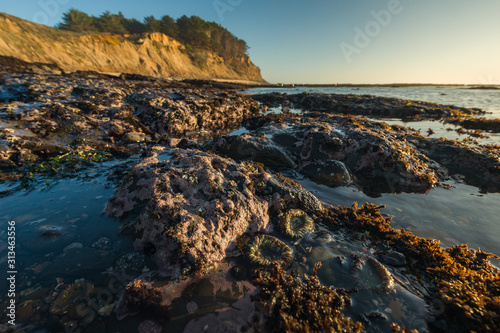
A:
[252,92,485,120]
[213,134,296,169]
[0,158,17,171]
[417,137,500,192]
[246,115,440,194]
[381,251,407,267]
[300,159,353,187]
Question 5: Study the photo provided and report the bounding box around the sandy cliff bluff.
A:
[0,13,265,82]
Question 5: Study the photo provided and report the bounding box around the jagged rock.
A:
[0,72,261,177]
[106,150,263,277]
[416,137,500,192]
[0,158,17,171]
[134,89,260,136]
[260,115,440,194]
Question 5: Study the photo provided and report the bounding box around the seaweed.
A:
[320,202,500,332]
[252,262,365,332]
[33,150,112,175]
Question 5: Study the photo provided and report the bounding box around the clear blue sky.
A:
[2,0,499,84]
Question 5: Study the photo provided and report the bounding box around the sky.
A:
[1,0,499,84]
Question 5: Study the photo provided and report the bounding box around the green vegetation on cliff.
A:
[58,9,249,61]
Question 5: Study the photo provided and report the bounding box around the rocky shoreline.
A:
[1,66,499,332]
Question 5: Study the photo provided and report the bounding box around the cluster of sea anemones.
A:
[246,234,293,268]
[278,209,314,239]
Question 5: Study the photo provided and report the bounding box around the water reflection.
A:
[290,175,500,259]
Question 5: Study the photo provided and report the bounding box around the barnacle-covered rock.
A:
[252,92,484,120]
[417,137,500,192]
[106,147,325,277]
[245,114,442,194]
[264,173,324,212]
[106,150,297,277]
[0,71,260,180]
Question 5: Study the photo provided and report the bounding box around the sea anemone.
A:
[246,235,293,268]
[278,209,314,239]
[351,255,394,293]
[50,281,95,315]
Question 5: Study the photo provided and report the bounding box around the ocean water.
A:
[246,86,500,259]
[247,85,500,118]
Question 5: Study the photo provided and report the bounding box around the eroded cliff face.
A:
[0,13,265,82]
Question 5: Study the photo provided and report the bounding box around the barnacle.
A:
[226,180,238,190]
[246,235,293,268]
[181,173,198,184]
[278,209,314,239]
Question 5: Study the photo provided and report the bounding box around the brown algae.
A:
[320,202,500,332]
[253,262,365,332]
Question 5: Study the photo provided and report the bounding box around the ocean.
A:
[244,86,500,261]
[247,85,500,118]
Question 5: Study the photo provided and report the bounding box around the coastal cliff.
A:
[0,13,265,82]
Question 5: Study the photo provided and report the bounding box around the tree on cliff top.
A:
[57,9,249,60]
[96,11,128,35]
[58,9,97,32]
